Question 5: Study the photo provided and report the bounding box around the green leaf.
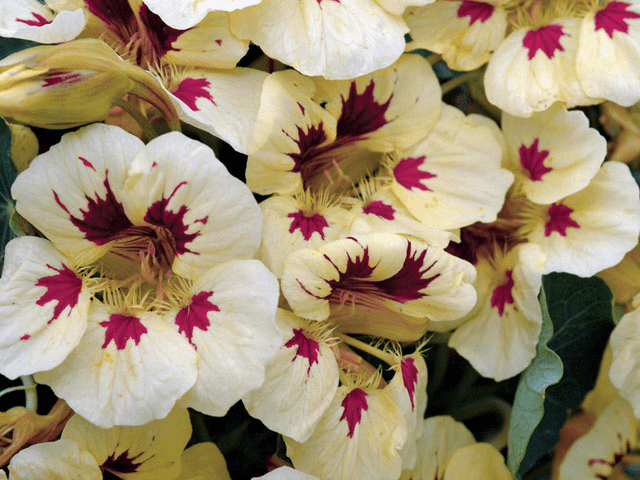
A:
[507,283,563,475]
[0,116,17,267]
[507,272,614,478]
[0,36,40,60]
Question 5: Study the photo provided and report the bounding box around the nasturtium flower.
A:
[246,54,441,196]
[610,304,640,418]
[281,233,477,341]
[577,0,640,106]
[389,104,514,230]
[485,18,599,117]
[284,376,407,480]
[229,0,410,80]
[449,242,545,381]
[512,161,640,277]
[405,0,508,71]
[3,124,281,427]
[0,0,85,43]
[501,104,606,204]
[243,309,340,443]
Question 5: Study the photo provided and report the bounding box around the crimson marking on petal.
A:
[457,1,495,25]
[175,291,219,348]
[337,80,392,139]
[215,39,222,45]
[297,102,306,115]
[545,203,580,237]
[42,72,83,88]
[85,0,137,44]
[144,182,200,256]
[519,138,552,181]
[393,156,436,191]
[286,123,328,173]
[340,388,368,438]
[401,357,419,410]
[36,264,82,325]
[138,4,188,57]
[285,328,320,374]
[79,156,96,171]
[491,269,514,316]
[100,314,147,350]
[523,24,565,60]
[375,242,441,303]
[102,449,146,474]
[588,458,608,467]
[172,77,216,111]
[53,171,134,245]
[288,210,328,241]
[15,13,51,26]
[362,200,395,220]
[595,1,640,38]
[20,334,30,341]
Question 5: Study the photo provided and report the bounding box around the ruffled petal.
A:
[0,1,85,43]
[142,0,263,29]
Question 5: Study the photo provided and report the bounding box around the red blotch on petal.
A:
[523,24,565,60]
[393,156,436,191]
[102,450,145,475]
[287,210,328,241]
[340,387,368,438]
[79,156,96,171]
[285,328,320,374]
[457,1,495,25]
[100,314,148,350]
[15,13,51,26]
[36,264,82,325]
[337,80,392,139]
[20,334,30,341]
[362,200,395,220]
[287,123,328,173]
[42,72,83,88]
[490,269,514,316]
[545,203,580,237]
[401,357,419,411]
[175,291,219,348]
[595,1,640,38]
[519,138,552,181]
[172,77,216,111]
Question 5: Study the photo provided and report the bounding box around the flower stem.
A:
[114,98,157,141]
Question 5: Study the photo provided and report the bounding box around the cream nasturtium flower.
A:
[1,124,281,427]
[230,0,420,80]
[281,233,477,341]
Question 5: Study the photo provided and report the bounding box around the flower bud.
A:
[0,39,180,131]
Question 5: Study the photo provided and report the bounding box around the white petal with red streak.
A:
[524,162,640,277]
[62,407,191,480]
[0,237,90,379]
[123,132,263,279]
[230,0,408,80]
[285,385,407,480]
[502,104,606,204]
[168,68,268,155]
[391,104,514,230]
[243,310,339,442]
[449,243,545,381]
[175,260,281,416]
[11,124,145,265]
[0,1,85,43]
[36,301,197,428]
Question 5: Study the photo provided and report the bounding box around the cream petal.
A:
[179,442,232,480]
[11,123,145,266]
[230,0,408,80]
[142,0,263,29]
[0,237,90,379]
[7,439,101,480]
[0,1,85,43]
[252,467,320,480]
[485,18,599,117]
[284,385,407,480]
[173,260,281,416]
[62,407,191,480]
[577,1,640,106]
[36,301,197,428]
[168,68,268,154]
[443,443,512,480]
[391,104,514,230]
[502,104,606,204]
[243,310,339,442]
[449,243,545,381]
[123,131,263,278]
[610,307,640,418]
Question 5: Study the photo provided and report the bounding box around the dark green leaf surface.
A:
[0,116,17,267]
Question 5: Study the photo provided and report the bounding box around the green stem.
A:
[440,70,481,95]
[114,98,157,142]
